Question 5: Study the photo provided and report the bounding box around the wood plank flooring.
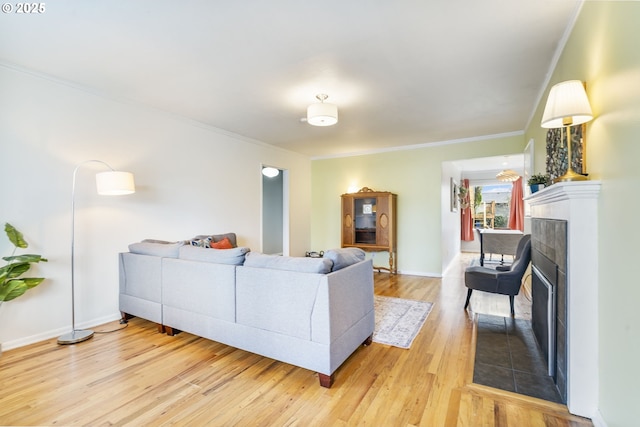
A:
[0,254,592,426]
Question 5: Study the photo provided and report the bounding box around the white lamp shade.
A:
[541,80,593,129]
[96,171,135,195]
[307,102,338,126]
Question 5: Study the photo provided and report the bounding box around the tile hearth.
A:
[473,314,562,403]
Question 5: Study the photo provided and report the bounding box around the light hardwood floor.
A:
[0,254,592,426]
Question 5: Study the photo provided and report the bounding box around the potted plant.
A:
[1,223,47,305]
[1,223,47,355]
[527,173,551,193]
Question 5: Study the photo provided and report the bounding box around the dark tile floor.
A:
[473,314,563,404]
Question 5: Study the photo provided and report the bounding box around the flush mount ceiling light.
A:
[307,94,338,126]
[262,167,279,178]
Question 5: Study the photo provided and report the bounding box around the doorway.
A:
[261,166,288,255]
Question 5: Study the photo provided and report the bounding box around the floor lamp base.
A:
[57,329,94,345]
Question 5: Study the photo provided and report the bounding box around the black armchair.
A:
[464,234,531,316]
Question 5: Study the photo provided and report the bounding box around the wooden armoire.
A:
[341,187,397,274]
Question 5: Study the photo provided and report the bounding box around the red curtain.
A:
[508,177,525,231]
[461,179,474,241]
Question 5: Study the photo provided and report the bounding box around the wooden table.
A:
[477,229,523,266]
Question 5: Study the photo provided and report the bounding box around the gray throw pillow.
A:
[178,245,250,265]
[128,240,184,258]
[323,247,366,271]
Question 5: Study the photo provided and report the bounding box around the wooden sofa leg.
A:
[121,312,165,333]
[318,373,334,388]
[164,326,182,336]
[363,334,373,346]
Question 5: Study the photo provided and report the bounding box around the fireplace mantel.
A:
[525,181,601,418]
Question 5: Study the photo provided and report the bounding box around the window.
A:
[471,184,512,229]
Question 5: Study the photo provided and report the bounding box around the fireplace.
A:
[531,218,567,402]
[525,181,600,418]
[532,266,555,374]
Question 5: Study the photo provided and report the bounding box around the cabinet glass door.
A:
[354,197,376,244]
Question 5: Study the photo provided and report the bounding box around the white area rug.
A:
[373,296,433,349]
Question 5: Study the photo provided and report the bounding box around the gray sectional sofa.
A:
[118,233,375,387]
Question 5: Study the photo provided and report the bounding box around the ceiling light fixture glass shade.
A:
[496,169,520,182]
[96,171,136,195]
[262,167,280,178]
[307,94,338,126]
[541,80,593,128]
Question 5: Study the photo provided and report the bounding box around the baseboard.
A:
[1,312,122,351]
[591,409,608,427]
[396,269,442,278]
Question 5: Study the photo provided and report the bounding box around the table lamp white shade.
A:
[96,171,135,195]
[541,80,593,128]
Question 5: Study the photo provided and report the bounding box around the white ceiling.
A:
[0,1,580,159]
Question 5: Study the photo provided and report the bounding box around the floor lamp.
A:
[57,160,135,345]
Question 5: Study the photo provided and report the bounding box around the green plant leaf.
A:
[0,262,31,278]
[5,223,28,249]
[0,279,28,301]
[3,254,48,263]
[1,223,47,302]
[21,277,45,289]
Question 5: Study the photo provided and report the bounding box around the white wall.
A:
[440,161,461,273]
[0,65,311,350]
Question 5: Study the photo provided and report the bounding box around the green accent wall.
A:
[524,3,640,426]
[311,134,524,275]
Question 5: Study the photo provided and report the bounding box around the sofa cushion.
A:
[323,248,366,271]
[191,233,238,248]
[244,252,333,274]
[178,245,249,265]
[128,240,184,258]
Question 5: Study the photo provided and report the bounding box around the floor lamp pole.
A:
[58,160,112,345]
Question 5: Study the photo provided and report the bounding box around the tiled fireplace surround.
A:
[526,181,601,419]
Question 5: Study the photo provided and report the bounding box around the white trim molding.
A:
[526,181,601,419]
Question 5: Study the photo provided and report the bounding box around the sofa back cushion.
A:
[162,258,236,322]
[243,252,333,274]
[178,245,250,265]
[323,248,366,271]
[128,240,184,258]
[236,267,323,340]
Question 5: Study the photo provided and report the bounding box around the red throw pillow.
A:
[209,237,233,249]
